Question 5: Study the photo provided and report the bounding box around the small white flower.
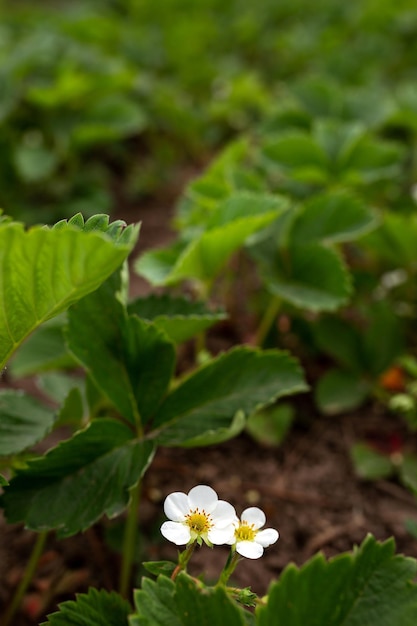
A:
[160,485,237,547]
[231,507,279,559]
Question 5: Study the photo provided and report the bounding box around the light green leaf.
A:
[128,294,226,344]
[13,143,58,183]
[0,390,55,456]
[260,243,351,312]
[257,535,417,626]
[0,218,139,369]
[315,369,370,415]
[134,241,187,287]
[291,190,378,244]
[0,474,8,486]
[350,443,393,480]
[205,192,288,229]
[67,278,176,425]
[41,587,131,626]
[153,347,307,446]
[1,419,155,536]
[166,211,284,286]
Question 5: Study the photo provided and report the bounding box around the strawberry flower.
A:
[231,506,279,559]
[161,485,237,547]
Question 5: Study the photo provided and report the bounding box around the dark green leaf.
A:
[315,369,370,415]
[41,587,131,626]
[9,317,76,378]
[142,561,176,577]
[153,347,307,446]
[67,279,176,425]
[131,575,182,626]
[2,419,154,536]
[0,390,55,455]
[257,535,417,626]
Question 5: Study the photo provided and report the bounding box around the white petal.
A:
[208,525,236,545]
[211,500,237,528]
[236,540,264,559]
[256,528,279,547]
[188,485,218,513]
[241,507,266,530]
[164,492,189,521]
[160,521,191,545]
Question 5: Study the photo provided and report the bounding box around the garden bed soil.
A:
[1,197,417,624]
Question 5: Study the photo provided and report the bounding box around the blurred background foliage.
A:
[1,0,417,223]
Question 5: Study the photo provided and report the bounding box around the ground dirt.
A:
[1,192,417,625]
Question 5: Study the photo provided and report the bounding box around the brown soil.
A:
[1,194,417,624]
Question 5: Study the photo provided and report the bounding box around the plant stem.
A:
[119,480,141,598]
[3,530,48,626]
[218,550,241,586]
[255,296,281,347]
[171,542,196,580]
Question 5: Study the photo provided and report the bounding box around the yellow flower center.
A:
[185,508,212,534]
[235,522,256,542]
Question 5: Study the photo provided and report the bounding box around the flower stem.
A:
[218,550,241,586]
[3,530,48,626]
[119,480,141,597]
[171,542,196,580]
[255,296,281,347]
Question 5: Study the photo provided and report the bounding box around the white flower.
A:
[231,507,279,559]
[160,485,237,547]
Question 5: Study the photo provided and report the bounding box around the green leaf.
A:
[260,243,351,312]
[361,301,405,377]
[313,317,363,372]
[13,143,58,183]
[205,192,288,229]
[128,295,226,344]
[130,574,247,626]
[0,390,56,456]
[363,213,417,268]
[1,419,154,536]
[175,573,247,626]
[315,369,370,415]
[257,535,417,626]
[350,443,393,480]
[0,219,139,369]
[153,347,307,446]
[246,403,294,447]
[134,241,187,287]
[41,587,131,626]
[399,454,417,495]
[0,474,9,486]
[67,278,176,425]
[291,190,378,245]
[339,136,404,183]
[263,132,328,170]
[131,575,182,626]
[9,317,76,378]
[165,210,284,287]
[142,561,177,577]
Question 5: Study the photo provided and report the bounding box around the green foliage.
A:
[67,276,176,426]
[0,390,56,456]
[257,535,417,625]
[127,294,226,344]
[1,420,155,537]
[41,588,131,626]
[153,348,307,446]
[0,215,139,369]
